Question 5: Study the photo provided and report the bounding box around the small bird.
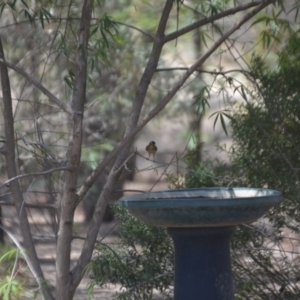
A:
[145,141,157,160]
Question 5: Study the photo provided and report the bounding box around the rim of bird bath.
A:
[119,187,282,228]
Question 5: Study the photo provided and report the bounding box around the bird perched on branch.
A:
[146,141,157,160]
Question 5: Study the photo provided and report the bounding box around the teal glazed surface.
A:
[119,188,282,227]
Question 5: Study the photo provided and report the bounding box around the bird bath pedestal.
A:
[120,188,282,300]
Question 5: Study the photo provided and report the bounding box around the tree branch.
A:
[55,0,92,298]
[0,167,73,189]
[0,201,55,209]
[0,58,73,115]
[163,0,264,43]
[156,67,251,76]
[115,21,155,40]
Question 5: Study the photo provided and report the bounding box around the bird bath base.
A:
[168,226,235,300]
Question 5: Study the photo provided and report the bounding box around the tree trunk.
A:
[55,1,92,299]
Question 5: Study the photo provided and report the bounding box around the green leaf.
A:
[209,111,219,131]
[0,248,17,263]
[6,0,17,10]
[23,9,35,26]
[40,11,44,29]
[42,8,53,23]
[199,30,210,48]
[64,69,76,88]
[90,24,99,37]
[251,16,270,27]
[240,86,248,101]
[20,0,29,9]
[0,3,6,16]
[220,113,228,136]
[209,110,231,136]
[227,77,233,86]
[192,86,210,115]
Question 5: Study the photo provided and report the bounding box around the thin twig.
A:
[0,167,73,189]
[115,21,154,40]
[0,58,73,115]
[115,152,136,174]
[163,0,264,43]
[0,201,55,209]
[156,67,251,76]
[149,153,177,192]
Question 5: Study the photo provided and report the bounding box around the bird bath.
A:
[120,187,282,300]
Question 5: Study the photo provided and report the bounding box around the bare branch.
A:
[0,58,73,115]
[0,201,55,209]
[115,152,136,174]
[115,21,155,40]
[156,67,251,76]
[0,167,73,189]
[163,0,264,43]
[149,153,177,192]
[56,0,92,298]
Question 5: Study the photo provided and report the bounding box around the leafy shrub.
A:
[90,205,174,299]
[228,35,300,299]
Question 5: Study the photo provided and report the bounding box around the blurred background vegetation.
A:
[1,0,300,299]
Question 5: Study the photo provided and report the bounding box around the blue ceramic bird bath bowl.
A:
[120,187,282,300]
[120,187,282,228]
